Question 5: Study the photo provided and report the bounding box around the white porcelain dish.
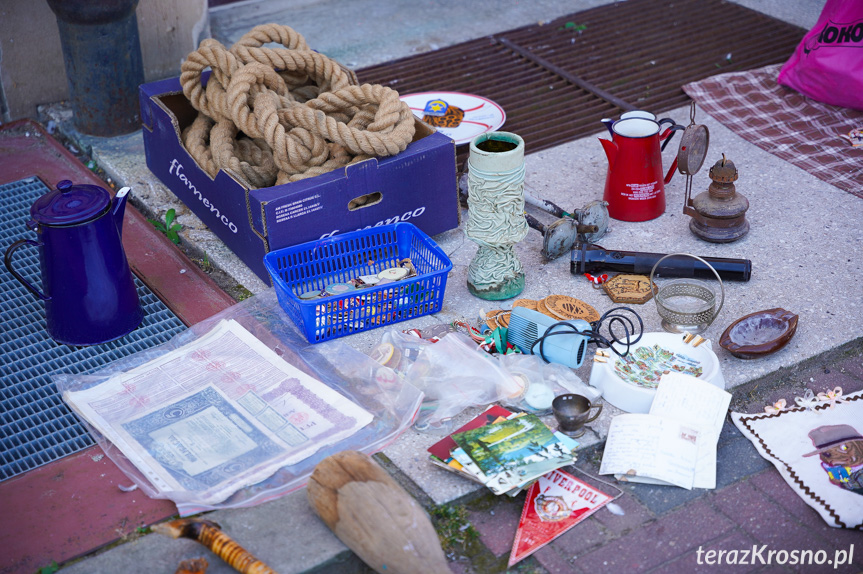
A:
[589,332,725,413]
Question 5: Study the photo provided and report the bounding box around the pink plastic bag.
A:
[777,0,863,110]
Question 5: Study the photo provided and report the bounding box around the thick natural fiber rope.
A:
[182,115,217,177]
[178,24,414,186]
[183,115,279,188]
[180,39,239,122]
[211,121,278,188]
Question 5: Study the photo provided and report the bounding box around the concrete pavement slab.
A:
[710,480,833,549]
[210,0,615,70]
[749,470,863,554]
[572,498,735,573]
[654,530,761,574]
[59,488,351,574]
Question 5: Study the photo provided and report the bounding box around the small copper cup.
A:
[552,394,603,438]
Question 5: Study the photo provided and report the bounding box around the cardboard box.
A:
[139,77,460,283]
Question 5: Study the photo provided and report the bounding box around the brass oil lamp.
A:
[684,153,749,243]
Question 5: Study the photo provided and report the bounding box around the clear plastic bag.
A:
[370,329,602,428]
[497,353,600,415]
[53,290,422,515]
[369,329,435,378]
[400,332,507,430]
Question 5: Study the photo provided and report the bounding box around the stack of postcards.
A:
[427,406,579,496]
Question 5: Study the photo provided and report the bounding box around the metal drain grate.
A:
[0,177,188,481]
[358,0,805,168]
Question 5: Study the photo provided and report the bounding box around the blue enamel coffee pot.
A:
[4,180,143,345]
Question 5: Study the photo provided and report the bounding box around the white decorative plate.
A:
[588,332,725,413]
[400,91,505,145]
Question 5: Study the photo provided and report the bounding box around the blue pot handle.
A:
[4,239,49,300]
[657,117,676,130]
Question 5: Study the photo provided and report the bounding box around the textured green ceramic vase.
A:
[465,132,528,300]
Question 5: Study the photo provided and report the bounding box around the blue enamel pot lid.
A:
[30,179,111,226]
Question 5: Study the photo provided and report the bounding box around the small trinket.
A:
[541,294,600,323]
[501,373,528,399]
[421,323,458,341]
[817,387,843,409]
[601,274,657,304]
[840,127,863,147]
[357,274,381,286]
[378,267,409,281]
[764,398,787,414]
[398,258,418,278]
[369,342,398,367]
[584,273,609,286]
[552,394,603,438]
[523,382,555,411]
[794,389,820,413]
[324,282,355,296]
[299,288,323,300]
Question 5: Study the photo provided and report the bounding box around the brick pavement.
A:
[453,345,863,574]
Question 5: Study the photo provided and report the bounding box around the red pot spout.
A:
[599,137,618,169]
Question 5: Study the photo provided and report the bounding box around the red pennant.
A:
[509,468,613,566]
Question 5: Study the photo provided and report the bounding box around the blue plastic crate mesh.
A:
[265,223,452,343]
[0,177,187,481]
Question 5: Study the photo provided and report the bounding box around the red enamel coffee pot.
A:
[599,117,684,222]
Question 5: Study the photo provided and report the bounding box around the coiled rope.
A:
[179,24,415,187]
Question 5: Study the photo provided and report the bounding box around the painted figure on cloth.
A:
[803,424,863,496]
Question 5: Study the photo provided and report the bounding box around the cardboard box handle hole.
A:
[348,192,383,211]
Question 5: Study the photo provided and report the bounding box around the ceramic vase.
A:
[465,132,528,300]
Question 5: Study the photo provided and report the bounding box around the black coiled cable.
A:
[529,306,644,364]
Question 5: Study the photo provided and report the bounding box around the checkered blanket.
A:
[683,64,863,199]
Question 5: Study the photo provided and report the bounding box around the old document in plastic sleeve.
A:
[63,319,373,505]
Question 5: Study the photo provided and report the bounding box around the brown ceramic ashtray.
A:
[719,308,798,359]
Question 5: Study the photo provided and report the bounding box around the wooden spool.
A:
[307,451,450,574]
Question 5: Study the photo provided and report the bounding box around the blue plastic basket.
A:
[265,223,453,343]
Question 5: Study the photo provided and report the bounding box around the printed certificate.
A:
[64,319,373,505]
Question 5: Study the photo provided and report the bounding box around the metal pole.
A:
[46,0,144,136]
